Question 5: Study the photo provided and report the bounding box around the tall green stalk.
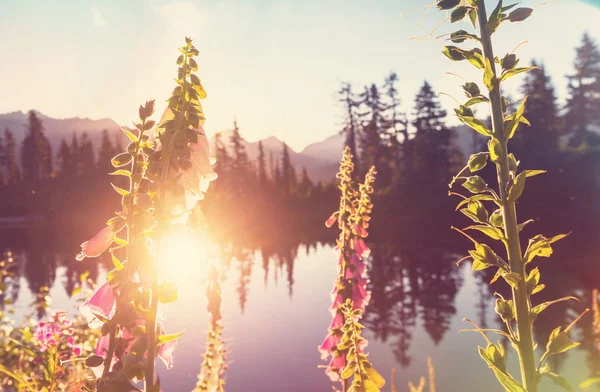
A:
[436,0,587,390]
[474,2,536,390]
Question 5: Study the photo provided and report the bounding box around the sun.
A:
[157,229,212,286]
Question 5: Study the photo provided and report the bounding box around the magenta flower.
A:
[79,282,117,329]
[326,352,346,382]
[76,225,116,261]
[318,329,342,360]
[353,238,370,259]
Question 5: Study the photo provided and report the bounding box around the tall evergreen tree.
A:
[213,132,231,189]
[257,140,267,186]
[229,120,251,176]
[0,134,5,185]
[412,81,447,134]
[513,60,559,165]
[281,142,296,195]
[565,32,600,147]
[21,111,53,183]
[97,129,116,173]
[410,81,458,186]
[338,82,360,171]
[70,132,80,176]
[358,84,387,171]
[297,167,313,197]
[383,72,408,145]
[4,128,20,184]
[57,138,72,175]
[78,132,95,174]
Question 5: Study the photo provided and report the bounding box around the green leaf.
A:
[112,152,132,167]
[121,127,139,143]
[524,170,546,178]
[111,184,130,196]
[437,0,461,10]
[468,152,489,172]
[109,170,132,177]
[450,29,478,43]
[500,66,537,81]
[580,378,600,389]
[502,272,522,288]
[458,115,493,137]
[517,219,534,232]
[113,236,128,246]
[542,373,573,392]
[483,57,497,91]
[365,365,386,388]
[442,45,467,61]
[546,326,580,357]
[455,194,499,210]
[494,298,515,322]
[468,200,489,223]
[188,58,199,71]
[479,352,525,391]
[465,96,489,106]
[489,209,503,227]
[111,252,124,270]
[532,297,578,317]
[488,138,502,162]
[508,7,533,22]
[463,84,480,100]
[85,355,105,368]
[501,53,519,70]
[465,49,485,69]
[486,0,504,34]
[468,8,477,27]
[157,331,184,345]
[462,176,488,193]
[451,7,470,23]
[507,172,526,203]
[341,362,355,379]
[524,233,570,264]
[465,225,504,241]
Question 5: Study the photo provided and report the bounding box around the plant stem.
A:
[476,1,537,391]
[102,324,117,377]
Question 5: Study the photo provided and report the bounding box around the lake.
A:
[1,224,597,392]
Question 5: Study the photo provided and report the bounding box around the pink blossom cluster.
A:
[34,310,82,358]
[319,237,371,381]
[80,282,177,377]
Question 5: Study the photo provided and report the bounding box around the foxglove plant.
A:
[194,265,227,392]
[436,1,587,391]
[319,147,384,392]
[76,37,216,392]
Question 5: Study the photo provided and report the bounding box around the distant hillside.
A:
[213,130,344,182]
[0,111,474,182]
[0,111,122,160]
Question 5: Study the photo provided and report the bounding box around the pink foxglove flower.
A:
[156,107,217,224]
[76,225,117,261]
[79,282,117,329]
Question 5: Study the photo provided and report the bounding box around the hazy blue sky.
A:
[0,0,599,150]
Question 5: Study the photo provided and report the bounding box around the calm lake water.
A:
[1,227,597,392]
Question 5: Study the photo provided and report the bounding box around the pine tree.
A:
[79,132,95,174]
[565,32,600,147]
[297,167,313,197]
[410,81,457,186]
[257,140,267,186]
[280,142,296,195]
[412,81,447,134]
[229,120,252,180]
[57,138,72,175]
[513,60,559,165]
[383,72,408,145]
[4,128,20,184]
[114,131,123,152]
[97,129,116,173]
[71,132,80,176]
[338,82,360,171]
[213,132,231,188]
[358,84,387,173]
[0,134,5,185]
[21,111,53,183]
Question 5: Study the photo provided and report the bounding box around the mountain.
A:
[0,111,122,161]
[212,130,343,182]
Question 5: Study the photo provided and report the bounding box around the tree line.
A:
[0,33,598,243]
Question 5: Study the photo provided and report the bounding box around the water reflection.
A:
[1,224,599,391]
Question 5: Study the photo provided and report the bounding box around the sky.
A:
[0,0,599,151]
